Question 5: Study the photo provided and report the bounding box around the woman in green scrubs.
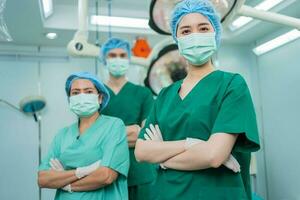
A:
[135,0,260,200]
[100,38,157,200]
[38,72,129,200]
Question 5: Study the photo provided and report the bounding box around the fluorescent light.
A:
[41,0,53,18]
[231,16,253,29]
[253,29,300,55]
[46,32,57,40]
[255,0,284,11]
[91,15,150,29]
[231,0,284,30]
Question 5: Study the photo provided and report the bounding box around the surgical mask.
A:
[106,58,130,77]
[177,32,217,66]
[69,94,100,117]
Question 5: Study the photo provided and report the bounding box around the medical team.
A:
[38,0,260,199]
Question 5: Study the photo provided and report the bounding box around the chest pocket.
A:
[59,145,104,169]
[187,104,218,140]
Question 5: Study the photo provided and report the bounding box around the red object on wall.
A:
[132,37,152,58]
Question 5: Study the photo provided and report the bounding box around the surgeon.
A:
[100,38,157,200]
[38,72,130,200]
[135,0,260,200]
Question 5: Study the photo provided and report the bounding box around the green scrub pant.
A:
[128,181,157,200]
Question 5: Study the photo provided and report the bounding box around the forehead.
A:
[71,79,96,89]
[107,48,127,55]
[178,13,211,27]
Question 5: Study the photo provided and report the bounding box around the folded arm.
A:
[134,139,186,163]
[71,167,118,192]
[163,133,238,171]
[38,170,77,189]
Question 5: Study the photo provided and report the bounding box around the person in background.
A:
[101,38,157,200]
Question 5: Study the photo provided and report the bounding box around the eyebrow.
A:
[71,87,97,91]
[179,22,210,29]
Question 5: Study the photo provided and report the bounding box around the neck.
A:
[186,60,215,81]
[79,112,100,134]
[107,74,127,88]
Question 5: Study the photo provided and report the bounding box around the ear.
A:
[98,94,103,104]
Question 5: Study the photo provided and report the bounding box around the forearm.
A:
[38,170,77,189]
[163,133,238,171]
[135,139,186,163]
[71,167,118,192]
[162,144,213,171]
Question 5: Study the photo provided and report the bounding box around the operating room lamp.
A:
[0,96,46,200]
[67,0,300,61]
[67,0,300,94]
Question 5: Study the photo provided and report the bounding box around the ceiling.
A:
[1,0,300,48]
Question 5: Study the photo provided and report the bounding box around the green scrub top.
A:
[39,115,130,200]
[102,82,157,187]
[139,70,260,200]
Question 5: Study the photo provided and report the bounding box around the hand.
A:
[223,155,241,173]
[127,125,141,147]
[49,158,72,193]
[144,124,166,169]
[75,160,101,179]
[144,124,163,141]
[50,158,64,171]
[184,138,241,173]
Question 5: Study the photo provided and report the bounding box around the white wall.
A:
[254,38,300,200]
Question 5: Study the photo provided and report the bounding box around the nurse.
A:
[100,38,157,200]
[38,72,130,200]
[135,0,260,200]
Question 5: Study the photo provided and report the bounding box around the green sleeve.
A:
[38,129,65,171]
[101,119,130,177]
[212,75,260,153]
[140,88,154,121]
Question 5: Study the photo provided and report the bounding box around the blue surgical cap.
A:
[100,37,131,64]
[170,0,222,47]
[65,72,110,111]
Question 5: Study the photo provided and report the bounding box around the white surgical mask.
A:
[106,58,130,77]
[69,94,100,117]
[177,32,217,66]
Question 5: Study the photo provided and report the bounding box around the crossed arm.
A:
[135,133,238,171]
[38,167,118,192]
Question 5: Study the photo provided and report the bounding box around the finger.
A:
[55,159,64,169]
[155,125,163,140]
[149,124,157,135]
[144,134,151,140]
[229,155,240,172]
[52,159,61,170]
[49,161,57,170]
[50,158,58,169]
[145,128,155,140]
[223,159,235,172]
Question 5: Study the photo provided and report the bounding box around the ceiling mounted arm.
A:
[238,5,300,30]
[67,0,100,57]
